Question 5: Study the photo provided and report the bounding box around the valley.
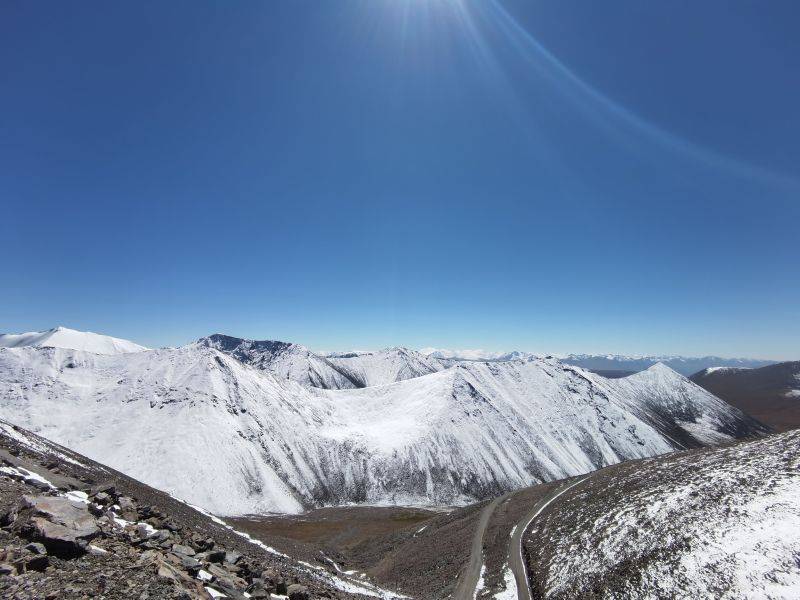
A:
[0,327,795,598]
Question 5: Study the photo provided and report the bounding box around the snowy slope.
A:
[200,334,448,389]
[525,429,800,599]
[0,346,767,516]
[0,326,147,354]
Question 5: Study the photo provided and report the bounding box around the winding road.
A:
[452,493,510,600]
[454,476,587,600]
[507,477,587,599]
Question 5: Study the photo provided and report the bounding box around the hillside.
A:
[690,361,800,431]
[0,344,767,516]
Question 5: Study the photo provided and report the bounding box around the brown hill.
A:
[690,361,800,431]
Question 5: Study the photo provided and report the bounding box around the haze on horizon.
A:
[3,1,799,360]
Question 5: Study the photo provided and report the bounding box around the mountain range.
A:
[0,328,769,516]
[421,349,777,376]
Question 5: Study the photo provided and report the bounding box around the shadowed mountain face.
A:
[589,369,637,379]
[690,362,800,432]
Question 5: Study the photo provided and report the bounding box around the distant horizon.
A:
[0,324,793,362]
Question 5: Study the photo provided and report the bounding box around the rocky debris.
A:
[288,583,310,599]
[24,542,46,555]
[261,566,288,594]
[0,420,398,599]
[117,496,138,521]
[0,461,342,599]
[172,543,196,556]
[13,495,100,558]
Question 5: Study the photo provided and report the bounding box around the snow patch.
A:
[491,564,518,600]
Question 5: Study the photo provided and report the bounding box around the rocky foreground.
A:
[0,419,401,600]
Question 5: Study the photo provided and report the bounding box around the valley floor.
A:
[227,430,800,600]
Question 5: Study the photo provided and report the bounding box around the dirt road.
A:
[452,493,510,600]
[507,477,587,599]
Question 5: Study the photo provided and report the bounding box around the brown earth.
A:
[690,361,800,431]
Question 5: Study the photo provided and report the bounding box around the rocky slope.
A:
[690,361,800,432]
[0,419,402,600]
[0,344,768,515]
[0,327,147,355]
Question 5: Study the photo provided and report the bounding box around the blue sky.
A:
[2,1,798,359]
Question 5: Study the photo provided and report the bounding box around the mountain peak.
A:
[0,327,147,355]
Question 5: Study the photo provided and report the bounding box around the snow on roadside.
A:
[491,564,518,600]
[473,563,486,599]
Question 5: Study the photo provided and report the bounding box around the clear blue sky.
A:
[2,1,799,359]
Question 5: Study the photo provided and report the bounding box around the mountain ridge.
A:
[199,334,449,389]
[0,343,768,515]
[419,349,778,375]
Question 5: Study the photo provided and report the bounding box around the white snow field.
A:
[0,326,147,354]
[0,338,766,516]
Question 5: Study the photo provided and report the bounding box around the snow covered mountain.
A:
[198,334,448,389]
[420,349,777,375]
[0,326,147,355]
[419,348,540,362]
[560,353,776,376]
[0,343,767,516]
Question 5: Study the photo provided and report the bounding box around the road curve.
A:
[508,477,588,600]
[452,493,511,600]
